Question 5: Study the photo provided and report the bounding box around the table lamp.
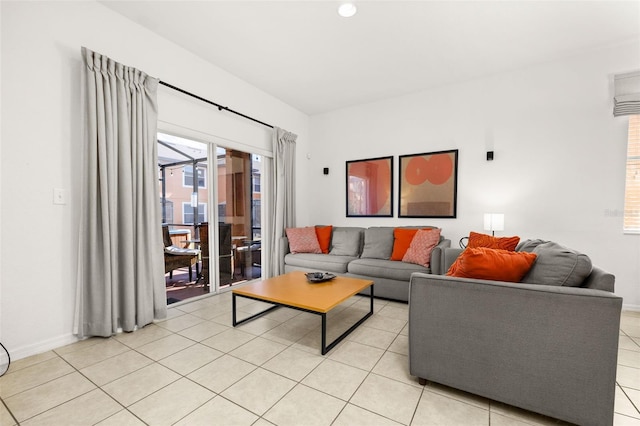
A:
[484,213,504,236]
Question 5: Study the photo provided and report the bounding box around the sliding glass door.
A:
[158,132,263,303]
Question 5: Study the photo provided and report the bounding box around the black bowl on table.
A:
[305,272,336,283]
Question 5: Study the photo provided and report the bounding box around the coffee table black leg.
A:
[321,314,327,354]
[321,284,374,355]
[232,293,237,326]
[370,283,374,312]
[232,293,279,327]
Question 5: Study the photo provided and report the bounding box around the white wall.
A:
[308,40,640,308]
[0,1,309,360]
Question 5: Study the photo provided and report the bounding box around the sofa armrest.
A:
[280,236,291,263]
[429,239,452,275]
[583,265,616,292]
[438,247,463,274]
[280,236,290,254]
[408,273,622,426]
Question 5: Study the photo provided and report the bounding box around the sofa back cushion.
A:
[361,227,394,259]
[517,240,593,287]
[329,227,364,256]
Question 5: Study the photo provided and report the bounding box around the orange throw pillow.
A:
[391,228,420,260]
[468,231,520,251]
[446,247,537,283]
[315,225,333,254]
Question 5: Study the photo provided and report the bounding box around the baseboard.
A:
[623,304,640,312]
[10,333,79,361]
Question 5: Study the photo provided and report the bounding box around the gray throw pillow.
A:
[361,227,394,259]
[519,240,593,287]
[329,227,364,256]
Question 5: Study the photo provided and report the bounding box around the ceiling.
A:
[100,0,640,115]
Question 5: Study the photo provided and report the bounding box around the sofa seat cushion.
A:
[284,253,357,274]
[517,240,593,287]
[348,258,430,281]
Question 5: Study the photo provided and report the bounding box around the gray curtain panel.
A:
[74,47,166,338]
[265,127,297,277]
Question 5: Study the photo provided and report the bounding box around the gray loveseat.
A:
[408,240,623,426]
[282,226,451,301]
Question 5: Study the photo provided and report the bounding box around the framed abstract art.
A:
[346,156,393,217]
[398,149,458,218]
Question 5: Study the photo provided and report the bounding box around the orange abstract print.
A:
[399,150,458,218]
[404,153,453,186]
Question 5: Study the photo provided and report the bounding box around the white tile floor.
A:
[2,291,640,425]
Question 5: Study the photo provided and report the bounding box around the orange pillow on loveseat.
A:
[467,231,520,251]
[446,247,537,282]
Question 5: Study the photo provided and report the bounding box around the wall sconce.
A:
[484,213,504,236]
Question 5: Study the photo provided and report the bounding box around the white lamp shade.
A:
[484,213,504,232]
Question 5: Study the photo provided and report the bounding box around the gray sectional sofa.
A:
[282,226,451,301]
[408,240,623,426]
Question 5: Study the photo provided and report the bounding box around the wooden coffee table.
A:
[232,271,374,354]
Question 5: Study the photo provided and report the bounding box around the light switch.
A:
[53,188,67,205]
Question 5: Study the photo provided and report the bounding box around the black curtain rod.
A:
[159,80,274,129]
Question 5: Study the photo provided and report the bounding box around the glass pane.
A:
[217,147,262,286]
[625,115,640,232]
[158,133,209,304]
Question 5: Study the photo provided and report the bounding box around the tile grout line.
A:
[20,298,639,425]
[6,354,115,424]
[6,305,403,424]
[57,345,154,426]
[618,383,640,419]
[207,299,415,425]
[0,396,19,426]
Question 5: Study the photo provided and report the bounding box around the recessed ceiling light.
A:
[338,3,357,18]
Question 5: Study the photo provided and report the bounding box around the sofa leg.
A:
[418,377,427,386]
